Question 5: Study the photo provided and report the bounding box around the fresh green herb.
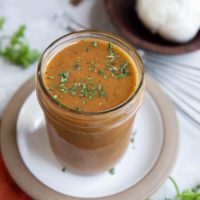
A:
[59,72,69,83]
[119,61,129,75]
[87,77,93,84]
[88,60,97,72]
[75,108,82,112]
[147,177,200,200]
[69,84,77,96]
[108,43,113,54]
[0,17,5,30]
[80,83,89,97]
[108,168,115,175]
[91,41,97,48]
[47,75,55,79]
[0,25,40,68]
[97,84,105,97]
[53,95,58,99]
[89,90,96,99]
[59,88,68,93]
[62,167,66,172]
[72,60,81,70]
[87,77,93,80]
[85,47,89,52]
[107,62,129,79]
[107,43,119,62]
[59,72,69,93]
[106,65,118,72]
[97,70,104,75]
[82,98,87,105]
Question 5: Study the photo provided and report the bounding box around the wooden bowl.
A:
[104,0,200,55]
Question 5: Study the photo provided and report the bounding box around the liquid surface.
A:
[44,39,138,112]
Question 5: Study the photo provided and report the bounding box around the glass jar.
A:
[35,31,145,175]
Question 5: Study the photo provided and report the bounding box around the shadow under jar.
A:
[35,31,145,175]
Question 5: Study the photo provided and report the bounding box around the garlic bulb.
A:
[136,0,200,43]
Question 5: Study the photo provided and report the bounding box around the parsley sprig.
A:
[0,17,4,30]
[0,17,40,68]
[147,177,200,200]
[107,43,119,62]
[106,61,129,79]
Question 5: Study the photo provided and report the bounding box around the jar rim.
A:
[37,30,144,116]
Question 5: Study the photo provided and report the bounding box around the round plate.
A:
[104,0,200,55]
[0,75,179,200]
[16,91,163,198]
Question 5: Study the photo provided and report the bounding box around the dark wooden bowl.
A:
[104,0,200,55]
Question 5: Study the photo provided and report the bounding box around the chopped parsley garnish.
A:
[106,65,118,72]
[59,72,69,83]
[75,108,82,112]
[97,84,105,97]
[107,61,129,79]
[47,75,55,79]
[0,24,40,68]
[80,83,89,97]
[91,41,98,48]
[58,72,69,93]
[85,47,89,52]
[88,60,97,72]
[72,60,81,70]
[107,43,119,62]
[119,61,129,75]
[53,95,58,99]
[108,168,115,175]
[69,84,77,96]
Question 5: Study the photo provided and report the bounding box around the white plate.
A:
[17,90,163,198]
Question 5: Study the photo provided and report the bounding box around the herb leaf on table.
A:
[147,177,200,200]
[0,17,40,68]
[0,17,5,30]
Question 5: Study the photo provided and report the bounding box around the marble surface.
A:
[0,0,200,199]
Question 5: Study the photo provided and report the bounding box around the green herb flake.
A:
[72,60,81,70]
[108,168,115,175]
[88,60,97,72]
[69,84,77,96]
[59,88,68,93]
[59,72,69,89]
[106,43,119,63]
[53,95,58,99]
[47,75,55,79]
[75,108,82,112]
[97,70,104,75]
[85,47,89,52]
[106,66,118,72]
[0,17,5,30]
[97,84,105,97]
[91,41,98,48]
[82,98,87,105]
[62,167,66,172]
[119,61,129,75]
[80,83,89,97]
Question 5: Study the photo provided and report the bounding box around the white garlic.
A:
[136,0,200,43]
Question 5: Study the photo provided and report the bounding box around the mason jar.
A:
[35,31,145,175]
